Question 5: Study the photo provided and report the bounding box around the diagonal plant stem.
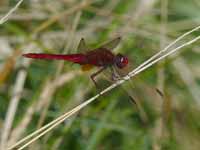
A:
[128,35,200,77]
[0,45,32,150]
[132,25,200,74]
[8,92,101,150]
[0,0,24,25]
[8,25,200,150]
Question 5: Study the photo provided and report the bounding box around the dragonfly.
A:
[23,37,149,122]
[23,37,128,87]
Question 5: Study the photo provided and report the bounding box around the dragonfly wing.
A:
[77,38,88,53]
[109,66,148,122]
[77,37,121,53]
[101,37,121,51]
[121,83,148,123]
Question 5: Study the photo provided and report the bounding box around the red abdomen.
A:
[23,53,87,64]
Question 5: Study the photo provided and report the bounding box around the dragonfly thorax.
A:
[114,53,128,69]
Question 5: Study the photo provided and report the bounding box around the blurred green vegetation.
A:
[0,0,200,150]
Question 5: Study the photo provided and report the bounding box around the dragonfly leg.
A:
[90,67,106,88]
[110,66,121,81]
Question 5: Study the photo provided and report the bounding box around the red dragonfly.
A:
[23,37,128,87]
[23,38,148,122]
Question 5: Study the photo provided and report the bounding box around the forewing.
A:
[77,38,88,53]
[100,37,121,51]
[111,65,148,122]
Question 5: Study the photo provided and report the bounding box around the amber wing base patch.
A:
[81,64,94,71]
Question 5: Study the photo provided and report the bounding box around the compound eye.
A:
[120,57,128,65]
[115,54,128,69]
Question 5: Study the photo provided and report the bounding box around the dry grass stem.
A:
[0,62,29,149]
[33,0,92,34]
[7,71,81,147]
[0,43,36,149]
[0,0,24,25]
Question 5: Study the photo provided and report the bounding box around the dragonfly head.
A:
[115,53,128,69]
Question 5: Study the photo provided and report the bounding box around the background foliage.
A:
[0,0,200,149]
